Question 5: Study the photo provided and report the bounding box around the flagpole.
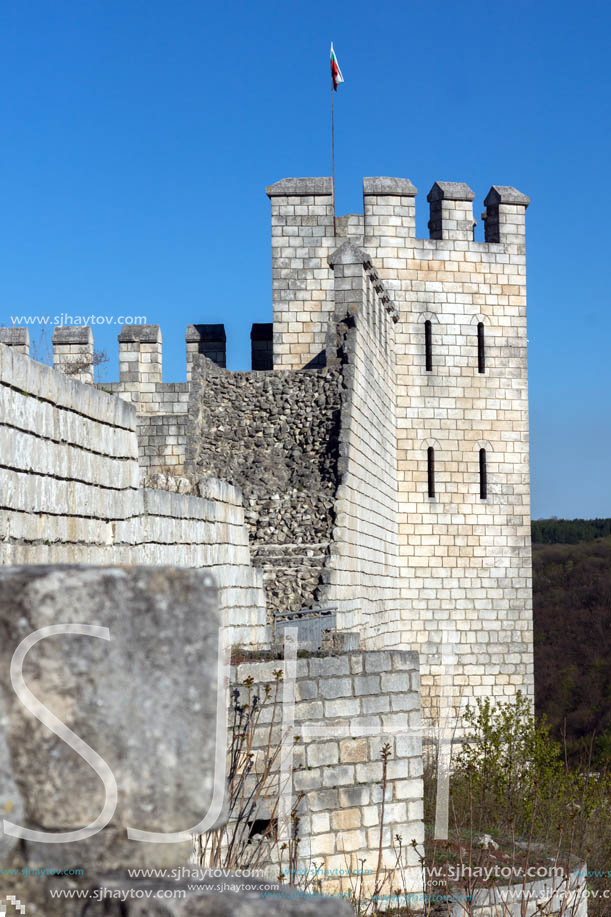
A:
[331,75,336,238]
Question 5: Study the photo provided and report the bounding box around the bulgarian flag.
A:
[330,42,344,91]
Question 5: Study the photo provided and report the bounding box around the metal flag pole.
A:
[331,63,337,238]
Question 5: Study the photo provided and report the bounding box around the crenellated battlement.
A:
[427,181,476,241]
[0,322,272,395]
[267,174,530,372]
[482,185,531,247]
[266,174,528,247]
[0,321,270,479]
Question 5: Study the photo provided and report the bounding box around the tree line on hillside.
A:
[533,536,611,766]
[532,517,611,544]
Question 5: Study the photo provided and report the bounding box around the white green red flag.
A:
[330,43,344,91]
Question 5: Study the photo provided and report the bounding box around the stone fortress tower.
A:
[267,176,533,720]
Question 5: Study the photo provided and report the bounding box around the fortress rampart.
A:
[0,174,534,722]
[0,172,536,903]
[0,341,267,647]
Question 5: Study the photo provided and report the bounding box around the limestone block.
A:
[319,677,353,699]
[0,466,141,519]
[330,807,361,830]
[0,386,141,456]
[306,743,339,768]
[41,874,354,916]
[0,329,30,354]
[311,811,330,833]
[0,565,223,871]
[339,737,369,763]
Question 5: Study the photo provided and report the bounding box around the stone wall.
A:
[318,243,403,645]
[364,179,533,724]
[95,325,193,478]
[186,355,342,617]
[227,649,424,900]
[266,178,336,370]
[0,342,268,647]
[100,363,191,478]
[451,873,588,917]
[137,411,190,475]
[269,176,535,725]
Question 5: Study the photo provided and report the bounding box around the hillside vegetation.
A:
[532,531,611,766]
[532,516,611,544]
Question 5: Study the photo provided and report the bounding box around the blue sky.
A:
[1,0,609,519]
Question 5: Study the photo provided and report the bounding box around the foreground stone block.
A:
[48,874,354,916]
[0,565,223,872]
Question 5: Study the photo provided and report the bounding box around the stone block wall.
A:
[266,178,336,370]
[318,243,403,645]
[228,649,424,899]
[336,213,364,245]
[100,378,191,416]
[0,327,30,354]
[269,176,535,725]
[136,409,190,475]
[0,342,268,647]
[52,325,95,383]
[96,325,192,477]
[186,354,342,617]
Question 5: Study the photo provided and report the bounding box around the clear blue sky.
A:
[1,0,609,519]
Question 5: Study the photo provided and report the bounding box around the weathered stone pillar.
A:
[250,322,273,370]
[266,177,335,370]
[0,327,30,355]
[427,180,476,241]
[118,323,162,409]
[186,323,226,379]
[52,325,94,382]
[483,184,530,253]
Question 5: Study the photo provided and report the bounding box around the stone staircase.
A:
[250,542,330,617]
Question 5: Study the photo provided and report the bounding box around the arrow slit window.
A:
[477,322,485,373]
[425,320,432,372]
[479,448,487,499]
[427,447,435,498]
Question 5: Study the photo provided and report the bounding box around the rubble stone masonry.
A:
[186,353,342,617]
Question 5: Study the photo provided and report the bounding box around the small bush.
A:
[441,694,611,914]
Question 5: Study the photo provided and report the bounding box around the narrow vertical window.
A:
[477,322,485,374]
[427,447,435,498]
[479,448,487,500]
[425,320,432,372]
